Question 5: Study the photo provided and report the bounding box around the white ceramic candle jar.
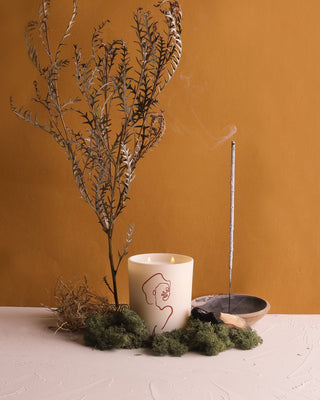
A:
[128,253,193,334]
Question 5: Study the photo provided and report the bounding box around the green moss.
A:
[84,309,149,350]
[228,327,263,350]
[84,310,263,356]
[151,317,263,356]
[152,329,188,356]
[182,319,233,356]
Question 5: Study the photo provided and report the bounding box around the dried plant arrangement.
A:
[52,276,111,331]
[11,0,182,307]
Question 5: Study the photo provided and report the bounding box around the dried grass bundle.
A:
[52,277,111,331]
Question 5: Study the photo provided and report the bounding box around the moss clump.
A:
[84,310,263,356]
[182,318,234,356]
[228,327,263,350]
[151,317,263,356]
[152,329,189,356]
[84,309,149,350]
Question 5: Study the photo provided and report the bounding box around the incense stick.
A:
[228,141,235,313]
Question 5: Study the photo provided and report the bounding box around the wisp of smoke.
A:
[210,124,237,150]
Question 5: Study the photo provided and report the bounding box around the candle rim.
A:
[128,253,193,265]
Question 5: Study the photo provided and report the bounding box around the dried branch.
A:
[11,0,182,307]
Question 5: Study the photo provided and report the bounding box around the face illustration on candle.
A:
[142,273,173,334]
[156,283,170,302]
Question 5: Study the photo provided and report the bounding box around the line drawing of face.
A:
[142,273,173,332]
[154,282,170,306]
[142,273,171,307]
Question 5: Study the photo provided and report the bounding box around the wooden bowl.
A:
[192,294,270,326]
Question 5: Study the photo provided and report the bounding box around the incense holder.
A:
[192,294,270,326]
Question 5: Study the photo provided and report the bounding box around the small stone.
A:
[191,307,222,324]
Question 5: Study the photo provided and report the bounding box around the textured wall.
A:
[1,0,320,312]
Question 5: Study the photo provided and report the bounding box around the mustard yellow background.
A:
[1,0,320,312]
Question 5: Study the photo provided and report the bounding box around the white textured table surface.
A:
[1,307,320,400]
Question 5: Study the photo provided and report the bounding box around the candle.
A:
[128,253,193,334]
